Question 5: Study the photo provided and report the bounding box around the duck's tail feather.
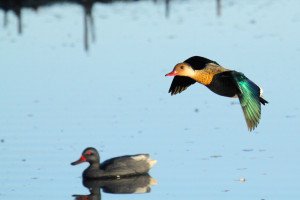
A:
[259,97,268,105]
[147,159,157,168]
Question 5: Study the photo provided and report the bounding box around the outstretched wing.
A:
[168,76,196,95]
[231,71,262,131]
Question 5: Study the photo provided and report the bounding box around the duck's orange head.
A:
[165,62,195,77]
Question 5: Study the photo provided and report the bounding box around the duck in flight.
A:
[165,56,268,131]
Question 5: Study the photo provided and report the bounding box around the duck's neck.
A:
[88,162,100,169]
[192,64,229,85]
[83,162,102,178]
[192,70,214,85]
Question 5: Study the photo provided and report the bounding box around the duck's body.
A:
[84,154,155,179]
[166,56,268,131]
[71,147,157,179]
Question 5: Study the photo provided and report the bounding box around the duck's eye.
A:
[180,66,184,69]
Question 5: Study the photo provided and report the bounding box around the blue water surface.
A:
[0,0,300,199]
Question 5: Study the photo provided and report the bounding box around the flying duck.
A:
[165,56,268,131]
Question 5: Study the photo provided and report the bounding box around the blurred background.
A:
[0,0,300,199]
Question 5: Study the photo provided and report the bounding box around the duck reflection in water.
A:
[73,174,157,200]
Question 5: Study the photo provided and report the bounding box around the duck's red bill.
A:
[165,71,177,76]
[71,155,86,165]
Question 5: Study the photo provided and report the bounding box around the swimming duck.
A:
[71,147,157,179]
[165,56,268,131]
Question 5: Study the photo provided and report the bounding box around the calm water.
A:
[1,0,300,199]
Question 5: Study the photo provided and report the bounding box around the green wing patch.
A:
[231,72,261,131]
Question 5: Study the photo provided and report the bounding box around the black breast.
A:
[207,71,239,97]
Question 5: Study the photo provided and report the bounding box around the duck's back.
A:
[100,154,156,177]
